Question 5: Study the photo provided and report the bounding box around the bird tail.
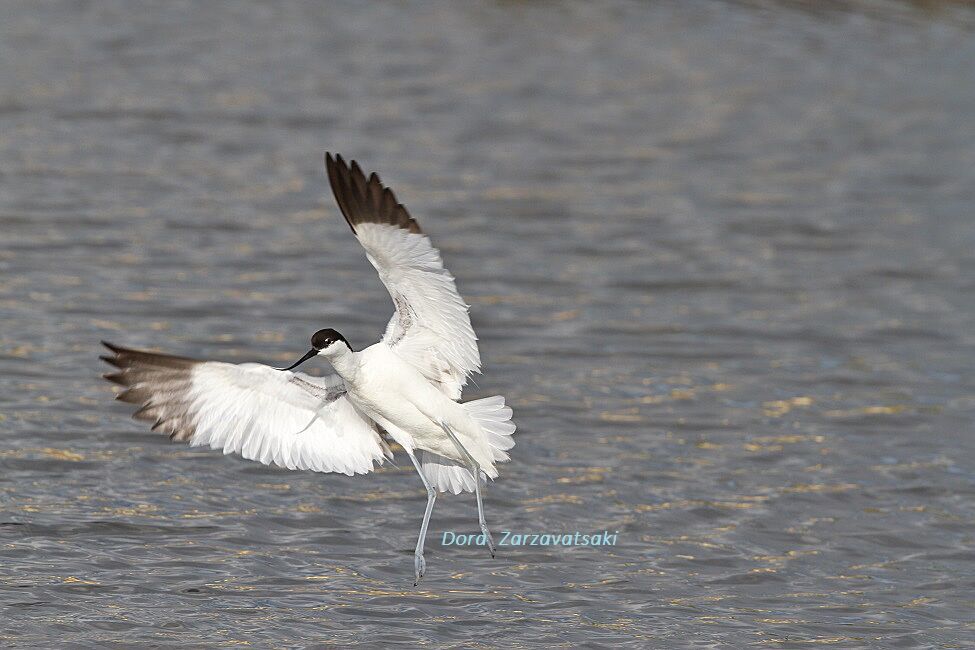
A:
[420,395,516,495]
[463,395,516,463]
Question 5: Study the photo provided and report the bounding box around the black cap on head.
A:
[275,329,352,372]
[311,328,351,351]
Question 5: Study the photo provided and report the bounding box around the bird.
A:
[100,153,516,585]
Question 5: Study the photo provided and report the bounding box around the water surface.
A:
[2,1,974,647]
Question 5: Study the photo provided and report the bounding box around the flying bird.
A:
[101,153,516,584]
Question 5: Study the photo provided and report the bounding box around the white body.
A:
[325,342,496,474]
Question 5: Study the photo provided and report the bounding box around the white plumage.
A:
[188,364,390,475]
[102,153,515,583]
[361,221,481,399]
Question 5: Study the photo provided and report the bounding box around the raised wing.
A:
[325,153,480,399]
[101,342,391,475]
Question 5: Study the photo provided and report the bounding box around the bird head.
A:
[277,328,352,371]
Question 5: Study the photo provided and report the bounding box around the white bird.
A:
[101,153,516,584]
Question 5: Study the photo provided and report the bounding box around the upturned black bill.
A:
[276,348,317,371]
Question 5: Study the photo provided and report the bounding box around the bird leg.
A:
[440,421,496,558]
[406,449,437,586]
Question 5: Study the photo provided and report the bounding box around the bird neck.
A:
[323,344,359,381]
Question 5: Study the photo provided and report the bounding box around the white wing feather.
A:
[325,153,480,400]
[102,343,389,476]
[357,223,480,398]
[188,363,387,475]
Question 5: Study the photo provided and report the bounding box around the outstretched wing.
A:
[325,153,480,400]
[101,342,392,475]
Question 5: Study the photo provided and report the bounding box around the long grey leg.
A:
[406,449,437,586]
[440,421,496,558]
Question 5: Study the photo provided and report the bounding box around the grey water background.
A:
[1,0,974,647]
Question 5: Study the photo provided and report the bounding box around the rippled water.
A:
[2,1,975,647]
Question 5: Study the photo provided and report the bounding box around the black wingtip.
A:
[350,159,365,178]
[325,152,357,234]
[100,355,123,369]
[103,372,126,385]
[323,153,423,235]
